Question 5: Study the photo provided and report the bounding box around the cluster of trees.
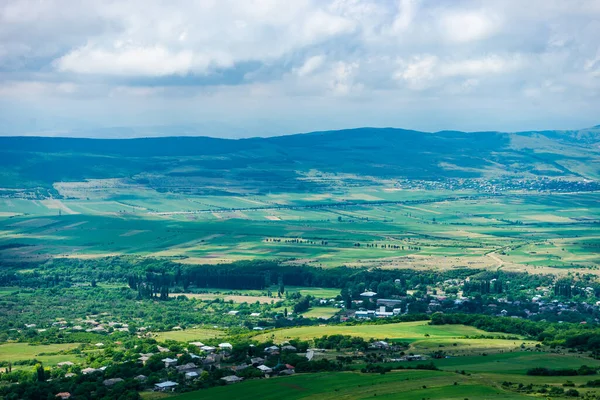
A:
[430,312,600,353]
[292,296,312,314]
[352,243,417,250]
[526,366,597,376]
[360,362,438,374]
[463,279,503,295]
[3,257,479,292]
[313,335,369,350]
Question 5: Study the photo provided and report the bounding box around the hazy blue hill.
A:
[0,126,598,192]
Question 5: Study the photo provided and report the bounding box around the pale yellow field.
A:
[169,292,276,304]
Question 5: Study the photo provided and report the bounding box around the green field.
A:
[171,349,600,400]
[172,370,529,400]
[1,190,599,273]
[252,321,498,342]
[153,327,225,342]
[0,342,82,366]
[301,307,340,319]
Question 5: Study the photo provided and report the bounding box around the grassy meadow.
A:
[252,320,499,342]
[1,186,598,274]
[0,342,82,367]
[172,370,531,400]
[153,327,225,342]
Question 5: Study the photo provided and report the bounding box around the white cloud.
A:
[390,0,418,33]
[438,9,501,43]
[330,61,362,95]
[294,55,326,77]
[0,0,599,135]
[440,55,524,77]
[394,55,438,90]
[56,45,197,76]
[0,81,80,97]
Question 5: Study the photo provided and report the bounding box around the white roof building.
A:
[360,291,377,297]
[256,365,273,373]
[155,381,178,390]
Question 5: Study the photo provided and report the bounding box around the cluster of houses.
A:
[345,283,600,324]
[23,316,143,336]
[351,292,404,319]
[152,342,300,392]
[52,339,303,398]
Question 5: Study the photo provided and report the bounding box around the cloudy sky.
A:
[1,0,599,137]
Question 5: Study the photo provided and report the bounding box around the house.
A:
[227,310,239,316]
[203,354,222,367]
[94,343,104,347]
[279,368,295,376]
[369,341,390,350]
[251,357,265,366]
[264,345,279,354]
[154,381,178,392]
[375,306,393,318]
[377,298,403,307]
[55,393,71,399]
[189,341,205,347]
[281,345,297,352]
[64,373,76,378]
[354,310,375,319]
[185,371,199,379]
[161,357,178,368]
[250,312,261,317]
[134,375,147,382]
[256,365,273,374]
[253,327,265,330]
[221,375,243,384]
[176,363,199,374]
[360,291,377,299]
[103,378,124,386]
[200,345,216,352]
[219,342,233,350]
[57,361,74,367]
[233,363,250,371]
[81,368,98,375]
[157,345,170,353]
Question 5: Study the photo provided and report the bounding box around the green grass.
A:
[252,321,496,342]
[301,307,340,319]
[286,286,340,298]
[170,351,600,400]
[172,370,530,400]
[409,338,538,355]
[428,351,600,374]
[1,190,599,272]
[153,327,225,342]
[0,342,82,366]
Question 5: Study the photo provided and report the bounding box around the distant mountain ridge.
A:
[0,126,598,194]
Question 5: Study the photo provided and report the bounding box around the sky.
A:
[0,0,599,138]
